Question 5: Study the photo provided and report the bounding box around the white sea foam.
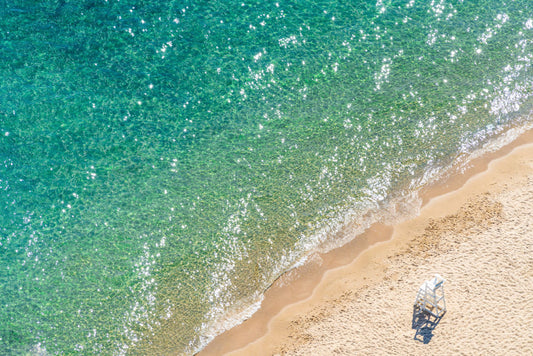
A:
[189,297,263,355]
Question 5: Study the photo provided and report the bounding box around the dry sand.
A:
[201,140,533,356]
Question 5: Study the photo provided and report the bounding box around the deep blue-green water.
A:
[1,0,533,354]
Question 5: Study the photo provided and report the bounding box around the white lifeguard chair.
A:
[414,274,446,318]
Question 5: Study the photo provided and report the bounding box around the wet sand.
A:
[200,130,533,355]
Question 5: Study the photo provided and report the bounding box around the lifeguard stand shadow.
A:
[412,274,447,344]
[412,306,445,344]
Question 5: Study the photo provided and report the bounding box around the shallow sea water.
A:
[1,0,533,354]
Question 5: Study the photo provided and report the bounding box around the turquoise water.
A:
[1,0,533,354]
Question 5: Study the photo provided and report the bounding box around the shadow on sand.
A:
[411,306,445,344]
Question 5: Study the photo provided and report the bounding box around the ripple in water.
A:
[1,1,533,354]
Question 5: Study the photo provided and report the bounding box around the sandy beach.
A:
[200,134,533,355]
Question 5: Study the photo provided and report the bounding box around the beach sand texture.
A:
[214,143,533,356]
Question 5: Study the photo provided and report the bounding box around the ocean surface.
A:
[1,0,533,354]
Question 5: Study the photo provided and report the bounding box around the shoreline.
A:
[199,127,533,355]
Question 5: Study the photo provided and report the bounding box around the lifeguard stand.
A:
[414,274,446,318]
